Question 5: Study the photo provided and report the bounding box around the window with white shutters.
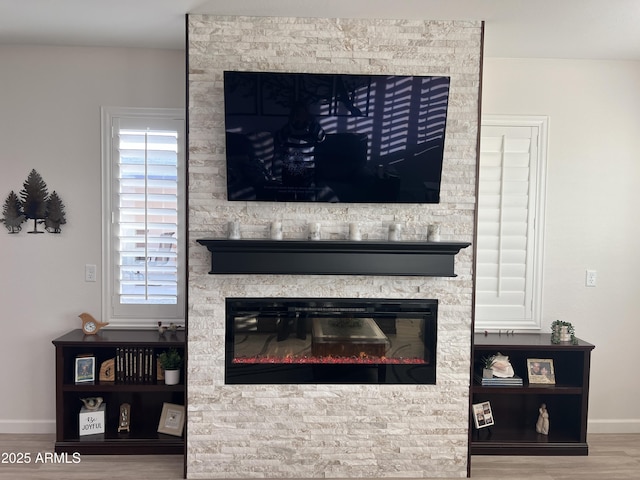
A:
[101,107,185,326]
[475,115,548,330]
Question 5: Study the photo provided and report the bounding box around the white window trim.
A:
[475,114,549,331]
[101,106,186,328]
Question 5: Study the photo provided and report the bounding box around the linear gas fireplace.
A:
[226,298,437,384]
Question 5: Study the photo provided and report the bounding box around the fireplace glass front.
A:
[226,298,437,384]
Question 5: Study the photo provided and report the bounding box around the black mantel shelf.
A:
[197,239,471,276]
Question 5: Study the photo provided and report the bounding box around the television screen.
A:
[223,71,450,203]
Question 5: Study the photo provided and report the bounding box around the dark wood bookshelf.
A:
[471,333,594,456]
[53,329,185,455]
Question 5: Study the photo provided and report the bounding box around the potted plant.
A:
[481,355,496,378]
[550,320,576,344]
[158,348,182,385]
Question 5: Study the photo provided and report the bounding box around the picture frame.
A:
[75,356,95,383]
[527,358,556,384]
[472,401,494,429]
[157,402,185,437]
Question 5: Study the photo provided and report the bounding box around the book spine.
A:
[125,347,131,383]
[131,347,136,384]
[146,347,152,383]
[138,347,143,384]
[116,347,123,383]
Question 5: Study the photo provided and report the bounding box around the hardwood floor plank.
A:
[470,434,640,480]
[0,434,183,480]
[1,433,638,479]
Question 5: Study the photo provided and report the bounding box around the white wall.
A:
[0,45,185,433]
[482,57,640,433]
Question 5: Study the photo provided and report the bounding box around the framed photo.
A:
[472,401,494,429]
[527,358,556,384]
[75,356,95,383]
[157,402,185,437]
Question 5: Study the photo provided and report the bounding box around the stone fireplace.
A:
[187,14,481,479]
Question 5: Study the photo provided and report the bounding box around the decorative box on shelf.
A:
[79,403,105,437]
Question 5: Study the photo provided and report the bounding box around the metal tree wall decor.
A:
[45,191,66,233]
[1,169,67,234]
[1,191,26,233]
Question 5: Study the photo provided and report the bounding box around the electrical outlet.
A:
[85,264,97,282]
[585,269,597,287]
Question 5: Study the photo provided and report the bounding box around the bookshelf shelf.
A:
[53,329,185,455]
[471,333,594,456]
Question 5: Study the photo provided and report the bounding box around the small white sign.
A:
[79,404,106,436]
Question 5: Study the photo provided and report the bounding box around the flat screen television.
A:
[223,71,450,203]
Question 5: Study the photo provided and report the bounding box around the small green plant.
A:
[550,320,577,344]
[158,348,182,370]
[481,355,496,369]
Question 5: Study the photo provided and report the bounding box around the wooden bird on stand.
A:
[79,312,109,335]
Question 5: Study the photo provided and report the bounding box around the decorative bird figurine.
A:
[80,397,104,411]
[79,312,109,335]
[168,322,183,333]
[158,322,183,336]
[158,321,168,335]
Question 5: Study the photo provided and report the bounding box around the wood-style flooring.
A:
[0,433,638,479]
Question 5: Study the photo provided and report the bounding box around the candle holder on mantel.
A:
[270,221,283,240]
[349,222,361,241]
[227,221,241,240]
[550,320,577,344]
[388,223,402,241]
[427,223,441,242]
[308,222,321,241]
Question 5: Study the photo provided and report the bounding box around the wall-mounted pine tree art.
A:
[1,191,26,233]
[45,191,67,233]
[20,169,49,233]
[1,169,67,234]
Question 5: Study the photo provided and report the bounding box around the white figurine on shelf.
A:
[536,403,550,435]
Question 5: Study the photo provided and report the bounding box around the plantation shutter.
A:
[475,116,548,330]
[102,108,185,324]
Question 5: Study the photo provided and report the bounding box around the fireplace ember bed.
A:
[226,298,437,384]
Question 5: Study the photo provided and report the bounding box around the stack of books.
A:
[474,373,523,386]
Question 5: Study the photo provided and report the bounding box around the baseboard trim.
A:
[589,419,640,434]
[0,420,55,434]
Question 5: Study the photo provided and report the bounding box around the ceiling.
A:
[1,0,639,61]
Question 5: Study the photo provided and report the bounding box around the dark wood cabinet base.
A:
[471,333,594,456]
[54,438,183,455]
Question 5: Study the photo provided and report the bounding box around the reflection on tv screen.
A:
[223,71,450,204]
